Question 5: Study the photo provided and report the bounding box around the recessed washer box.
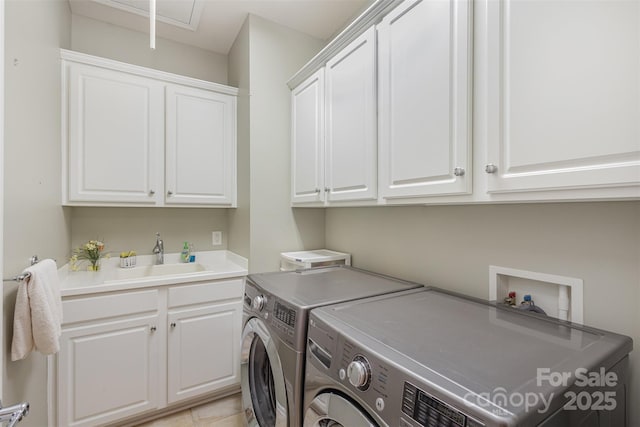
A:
[489,265,584,324]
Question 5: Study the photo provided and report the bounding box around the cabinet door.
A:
[483,0,640,194]
[167,300,242,404]
[291,70,325,204]
[325,26,378,202]
[57,316,161,427]
[66,64,163,204]
[165,84,237,206]
[378,0,472,199]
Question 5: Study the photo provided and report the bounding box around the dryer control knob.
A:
[252,295,267,311]
[347,356,371,390]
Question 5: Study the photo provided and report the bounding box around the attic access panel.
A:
[91,0,205,31]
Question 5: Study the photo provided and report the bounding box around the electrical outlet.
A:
[212,231,222,246]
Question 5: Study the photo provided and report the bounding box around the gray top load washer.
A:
[304,287,633,427]
[241,266,423,427]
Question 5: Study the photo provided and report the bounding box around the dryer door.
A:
[304,392,377,427]
[241,317,288,427]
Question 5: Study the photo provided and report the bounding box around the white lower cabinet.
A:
[58,314,161,427]
[167,281,242,404]
[54,279,244,427]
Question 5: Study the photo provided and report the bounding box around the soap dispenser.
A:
[188,243,195,262]
[181,241,190,263]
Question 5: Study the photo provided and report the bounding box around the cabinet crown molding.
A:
[61,49,239,96]
[287,0,403,90]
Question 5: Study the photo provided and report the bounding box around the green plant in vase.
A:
[72,240,107,271]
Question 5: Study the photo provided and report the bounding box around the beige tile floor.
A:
[134,393,243,427]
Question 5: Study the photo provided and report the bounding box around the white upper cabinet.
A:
[325,27,378,202]
[290,27,377,206]
[378,0,472,199]
[62,50,238,207]
[66,63,164,204]
[291,70,325,204]
[482,0,640,195]
[292,0,639,205]
[165,84,236,206]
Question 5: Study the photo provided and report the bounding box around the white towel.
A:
[11,259,63,361]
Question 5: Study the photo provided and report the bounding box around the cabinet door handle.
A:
[149,189,155,196]
[150,326,157,333]
[324,187,330,193]
[315,188,320,194]
[453,167,465,177]
[167,190,173,196]
[170,322,176,328]
[485,163,498,174]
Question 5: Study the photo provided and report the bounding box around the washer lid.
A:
[312,288,632,416]
[247,266,422,308]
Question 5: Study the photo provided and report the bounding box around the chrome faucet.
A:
[152,232,164,265]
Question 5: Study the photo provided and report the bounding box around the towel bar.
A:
[3,255,52,282]
[6,272,32,283]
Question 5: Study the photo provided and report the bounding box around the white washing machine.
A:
[240,266,422,427]
[304,287,632,427]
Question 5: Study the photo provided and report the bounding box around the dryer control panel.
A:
[307,314,396,422]
[274,301,297,328]
[402,382,484,427]
[306,312,487,427]
[244,279,303,350]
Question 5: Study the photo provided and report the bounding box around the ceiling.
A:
[69,0,370,55]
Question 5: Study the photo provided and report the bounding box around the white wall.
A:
[71,207,228,256]
[247,15,326,273]
[227,19,251,259]
[326,201,640,424]
[71,14,228,83]
[226,15,326,272]
[3,1,71,425]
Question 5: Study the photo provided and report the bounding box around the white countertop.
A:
[59,250,248,297]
